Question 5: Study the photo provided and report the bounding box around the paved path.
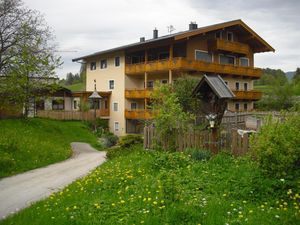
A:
[0,142,106,219]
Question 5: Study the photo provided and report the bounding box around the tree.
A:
[292,68,300,84]
[151,82,195,150]
[0,0,61,117]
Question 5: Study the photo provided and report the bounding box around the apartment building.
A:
[73,19,274,135]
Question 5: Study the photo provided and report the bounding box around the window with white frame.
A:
[244,103,248,111]
[227,32,233,41]
[244,83,248,91]
[114,122,119,131]
[195,50,213,62]
[161,79,168,84]
[147,80,154,88]
[115,56,120,67]
[235,103,240,111]
[90,62,96,70]
[240,57,249,67]
[215,31,222,39]
[113,102,118,112]
[100,59,107,69]
[220,54,235,65]
[109,80,115,90]
[235,82,240,90]
[131,102,137,110]
[73,100,78,110]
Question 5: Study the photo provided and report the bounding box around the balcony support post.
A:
[169,44,173,60]
[144,72,148,109]
[169,70,172,84]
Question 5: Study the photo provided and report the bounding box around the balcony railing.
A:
[233,90,262,100]
[125,109,154,120]
[125,89,152,99]
[125,57,261,78]
[209,39,250,55]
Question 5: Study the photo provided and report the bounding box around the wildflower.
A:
[223,194,227,197]
[280,179,285,182]
[120,200,125,204]
[112,203,116,206]
[275,215,280,218]
[153,201,157,205]
[249,210,253,213]
[238,214,243,218]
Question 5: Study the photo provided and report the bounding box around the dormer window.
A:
[227,32,233,42]
[215,31,222,39]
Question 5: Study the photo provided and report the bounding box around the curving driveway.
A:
[0,142,106,219]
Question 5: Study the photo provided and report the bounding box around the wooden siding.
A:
[208,39,250,55]
[125,57,261,78]
[37,109,110,120]
[233,90,262,100]
[125,89,152,99]
[125,109,153,120]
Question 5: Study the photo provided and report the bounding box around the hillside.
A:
[286,71,295,80]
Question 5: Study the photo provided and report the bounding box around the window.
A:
[244,83,248,91]
[195,50,213,62]
[52,99,64,110]
[90,62,96,70]
[114,122,119,131]
[235,82,240,90]
[235,103,240,111]
[220,54,235,65]
[131,102,137,110]
[109,80,115,90]
[100,59,107,69]
[113,102,118,112]
[244,103,248,111]
[240,57,249,67]
[147,81,154,88]
[115,56,120,67]
[215,31,222,39]
[227,32,233,41]
[161,79,168,84]
[73,100,78,110]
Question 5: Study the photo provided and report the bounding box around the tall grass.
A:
[0,118,99,178]
[1,145,298,224]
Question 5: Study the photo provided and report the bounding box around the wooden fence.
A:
[36,110,109,121]
[144,126,252,156]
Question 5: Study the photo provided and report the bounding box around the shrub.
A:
[106,144,141,160]
[100,132,118,148]
[185,147,211,161]
[0,152,16,173]
[151,151,192,171]
[119,134,143,148]
[250,113,300,179]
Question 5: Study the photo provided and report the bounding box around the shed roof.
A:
[192,75,235,99]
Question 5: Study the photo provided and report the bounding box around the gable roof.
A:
[72,19,274,62]
[192,75,235,99]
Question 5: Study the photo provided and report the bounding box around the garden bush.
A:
[119,134,143,148]
[100,132,118,148]
[185,147,211,161]
[250,113,300,179]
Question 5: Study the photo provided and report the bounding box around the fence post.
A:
[231,129,237,155]
[242,133,249,154]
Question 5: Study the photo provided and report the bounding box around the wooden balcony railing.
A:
[233,90,262,100]
[209,39,250,55]
[125,109,154,120]
[125,89,152,99]
[125,57,261,78]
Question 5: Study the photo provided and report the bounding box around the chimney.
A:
[153,28,158,39]
[140,37,145,42]
[189,22,198,30]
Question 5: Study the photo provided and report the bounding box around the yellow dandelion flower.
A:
[153,201,157,205]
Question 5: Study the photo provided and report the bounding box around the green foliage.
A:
[106,144,141,160]
[151,82,195,150]
[185,147,211,161]
[2,145,299,225]
[100,132,119,148]
[173,75,201,113]
[255,68,288,86]
[292,67,300,84]
[119,134,143,148]
[0,118,99,178]
[250,113,300,180]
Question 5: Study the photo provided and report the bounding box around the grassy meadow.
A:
[0,118,99,178]
[1,145,299,225]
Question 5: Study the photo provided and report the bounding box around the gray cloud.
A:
[23,0,300,78]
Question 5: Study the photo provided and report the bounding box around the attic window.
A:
[227,32,233,42]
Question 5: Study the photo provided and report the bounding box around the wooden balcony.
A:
[209,39,250,55]
[233,90,262,100]
[125,57,261,78]
[125,109,154,120]
[125,89,152,99]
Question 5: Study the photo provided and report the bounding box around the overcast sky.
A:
[23,0,300,78]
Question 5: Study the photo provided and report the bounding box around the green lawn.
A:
[0,118,99,178]
[1,145,299,224]
[64,82,85,92]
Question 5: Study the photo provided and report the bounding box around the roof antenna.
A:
[167,25,176,34]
